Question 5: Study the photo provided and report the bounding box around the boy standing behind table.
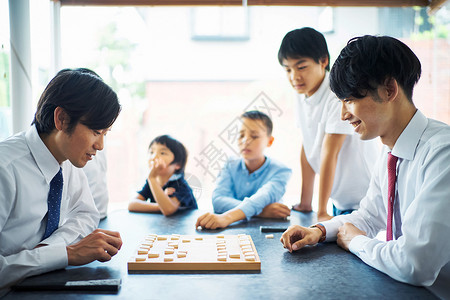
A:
[279,27,379,221]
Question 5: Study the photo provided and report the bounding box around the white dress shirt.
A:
[294,73,380,210]
[322,110,450,288]
[83,149,109,219]
[0,125,100,289]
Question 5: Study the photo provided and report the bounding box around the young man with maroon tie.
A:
[280,35,450,294]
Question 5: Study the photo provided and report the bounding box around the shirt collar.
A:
[239,156,270,175]
[299,72,329,105]
[168,173,183,182]
[25,125,62,184]
[391,110,428,161]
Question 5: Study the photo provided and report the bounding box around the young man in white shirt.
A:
[0,68,122,290]
[278,28,378,221]
[280,36,450,294]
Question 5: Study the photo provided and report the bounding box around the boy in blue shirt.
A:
[196,111,292,229]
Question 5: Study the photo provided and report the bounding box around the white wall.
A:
[140,6,379,81]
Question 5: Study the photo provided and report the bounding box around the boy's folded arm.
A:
[212,196,242,214]
[145,177,180,216]
[221,208,246,225]
[212,162,241,213]
[236,169,292,220]
[128,199,161,213]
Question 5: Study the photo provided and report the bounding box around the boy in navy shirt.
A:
[129,135,197,216]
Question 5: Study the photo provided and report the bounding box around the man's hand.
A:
[258,203,291,219]
[317,211,333,222]
[280,225,322,253]
[195,212,231,230]
[337,222,366,251]
[67,229,122,266]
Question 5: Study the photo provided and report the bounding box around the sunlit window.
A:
[5,1,450,213]
[191,6,249,41]
[0,1,11,141]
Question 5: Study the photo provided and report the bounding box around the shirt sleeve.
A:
[171,178,198,209]
[0,163,68,289]
[325,145,450,286]
[212,161,244,213]
[235,165,292,220]
[137,180,152,200]
[350,144,450,286]
[0,242,68,289]
[0,165,15,241]
[41,166,99,246]
[322,155,386,241]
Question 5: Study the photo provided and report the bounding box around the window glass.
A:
[23,2,450,211]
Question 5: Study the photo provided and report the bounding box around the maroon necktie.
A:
[387,153,398,241]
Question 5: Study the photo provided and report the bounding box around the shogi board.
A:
[128,234,261,271]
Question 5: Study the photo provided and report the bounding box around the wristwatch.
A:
[309,223,326,243]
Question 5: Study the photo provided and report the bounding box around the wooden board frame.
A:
[128,234,261,271]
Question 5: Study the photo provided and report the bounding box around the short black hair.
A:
[149,135,188,174]
[32,68,121,134]
[241,110,273,136]
[330,35,421,102]
[278,27,330,71]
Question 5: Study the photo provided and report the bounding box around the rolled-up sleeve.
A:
[212,158,292,220]
[212,161,243,213]
[235,167,291,220]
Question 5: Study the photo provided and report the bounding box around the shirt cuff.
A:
[37,242,68,274]
[322,220,340,241]
[348,234,372,257]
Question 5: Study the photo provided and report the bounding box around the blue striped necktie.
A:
[42,167,63,240]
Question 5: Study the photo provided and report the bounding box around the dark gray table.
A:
[4,209,437,299]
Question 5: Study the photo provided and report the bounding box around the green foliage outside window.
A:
[411,6,449,40]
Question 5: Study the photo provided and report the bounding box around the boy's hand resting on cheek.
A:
[148,158,167,178]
